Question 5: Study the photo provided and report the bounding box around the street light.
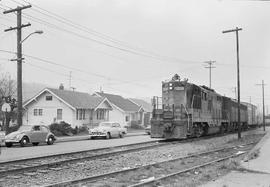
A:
[16,30,43,128]
[21,30,43,43]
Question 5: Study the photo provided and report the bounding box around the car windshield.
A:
[18,126,32,131]
[99,123,112,127]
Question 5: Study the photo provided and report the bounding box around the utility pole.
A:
[69,71,72,90]
[250,96,254,125]
[256,80,266,131]
[204,60,216,88]
[222,27,243,139]
[3,5,32,127]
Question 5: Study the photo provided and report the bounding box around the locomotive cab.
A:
[151,74,189,139]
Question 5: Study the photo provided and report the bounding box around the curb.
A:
[0,132,147,146]
[242,131,270,162]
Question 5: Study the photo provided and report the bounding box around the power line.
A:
[8,0,200,65]
[0,49,153,88]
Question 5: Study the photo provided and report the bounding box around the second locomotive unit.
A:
[151,74,254,139]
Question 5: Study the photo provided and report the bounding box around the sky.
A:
[0,0,269,114]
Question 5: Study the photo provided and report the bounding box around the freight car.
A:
[151,74,252,139]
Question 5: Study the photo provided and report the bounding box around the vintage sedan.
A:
[89,122,127,139]
[5,125,56,147]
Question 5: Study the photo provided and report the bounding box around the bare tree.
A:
[0,72,16,99]
[0,66,17,133]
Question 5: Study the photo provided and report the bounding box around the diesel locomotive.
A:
[151,74,257,139]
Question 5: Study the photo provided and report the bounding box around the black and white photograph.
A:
[0,0,270,186]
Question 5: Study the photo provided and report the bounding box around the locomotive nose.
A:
[164,122,172,132]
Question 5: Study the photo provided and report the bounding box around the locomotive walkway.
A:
[203,127,270,187]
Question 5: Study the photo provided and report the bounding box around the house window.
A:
[46,95,53,101]
[57,109,62,120]
[34,109,38,116]
[76,109,86,120]
[97,109,105,120]
[38,109,43,116]
[34,109,43,116]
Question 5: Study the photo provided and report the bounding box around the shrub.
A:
[130,121,144,129]
[49,121,73,136]
[78,125,88,133]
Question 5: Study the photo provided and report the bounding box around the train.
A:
[150,74,258,139]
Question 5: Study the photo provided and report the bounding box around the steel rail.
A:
[1,130,242,175]
[128,152,246,187]
[0,140,168,175]
[42,141,258,187]
[0,139,160,165]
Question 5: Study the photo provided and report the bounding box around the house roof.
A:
[129,98,152,112]
[95,92,141,112]
[24,88,112,110]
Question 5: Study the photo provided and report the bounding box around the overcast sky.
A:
[0,0,269,113]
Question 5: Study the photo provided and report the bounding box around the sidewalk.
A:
[56,131,146,143]
[203,127,270,187]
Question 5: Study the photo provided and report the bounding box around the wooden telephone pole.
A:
[204,60,216,89]
[256,80,266,131]
[222,27,243,139]
[3,5,32,127]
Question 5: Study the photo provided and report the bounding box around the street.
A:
[0,134,158,163]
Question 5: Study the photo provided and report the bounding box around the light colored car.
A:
[145,125,151,135]
[5,125,56,147]
[89,122,127,139]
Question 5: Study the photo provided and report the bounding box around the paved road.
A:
[0,134,160,163]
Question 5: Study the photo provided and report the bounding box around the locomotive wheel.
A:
[194,124,204,138]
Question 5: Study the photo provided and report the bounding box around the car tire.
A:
[32,142,39,146]
[105,132,111,139]
[90,136,95,140]
[5,142,13,147]
[20,137,28,147]
[47,136,54,145]
[119,132,124,138]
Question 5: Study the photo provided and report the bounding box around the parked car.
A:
[5,125,56,147]
[89,122,127,139]
[145,125,151,135]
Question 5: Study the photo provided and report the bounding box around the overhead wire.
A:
[0,49,154,88]
[10,0,200,65]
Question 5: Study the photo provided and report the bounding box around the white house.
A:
[23,88,112,128]
[129,98,152,126]
[94,92,143,127]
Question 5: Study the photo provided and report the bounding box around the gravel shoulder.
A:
[1,128,265,187]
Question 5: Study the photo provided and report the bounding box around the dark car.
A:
[145,125,151,135]
[5,125,56,147]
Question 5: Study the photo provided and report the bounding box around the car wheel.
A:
[20,137,28,147]
[32,142,39,146]
[105,132,111,139]
[47,136,54,145]
[119,132,124,138]
[90,136,95,140]
[5,142,13,147]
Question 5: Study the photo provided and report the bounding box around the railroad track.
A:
[0,140,166,175]
[43,141,257,187]
[0,129,262,177]
[0,135,212,176]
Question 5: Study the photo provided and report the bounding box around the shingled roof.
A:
[24,88,110,110]
[95,92,141,112]
[129,98,152,112]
